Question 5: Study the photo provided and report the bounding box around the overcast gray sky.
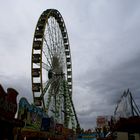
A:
[0,0,140,129]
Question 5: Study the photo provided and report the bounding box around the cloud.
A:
[0,0,140,129]
[0,74,32,102]
[74,52,140,129]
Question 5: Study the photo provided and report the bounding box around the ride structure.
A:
[31,9,80,131]
[114,89,140,119]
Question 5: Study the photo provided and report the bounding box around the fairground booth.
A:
[0,84,24,140]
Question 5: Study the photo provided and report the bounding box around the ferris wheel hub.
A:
[48,69,64,79]
[48,69,53,79]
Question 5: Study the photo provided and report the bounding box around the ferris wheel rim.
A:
[31,9,73,110]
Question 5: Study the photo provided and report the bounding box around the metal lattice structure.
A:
[114,89,140,119]
[31,9,80,129]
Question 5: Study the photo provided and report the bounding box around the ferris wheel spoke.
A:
[50,18,62,58]
[48,80,62,118]
[53,17,59,53]
[56,25,62,55]
[47,19,55,52]
[40,79,53,98]
[42,62,51,71]
[54,19,58,50]
[42,44,53,67]
[42,50,52,67]
[53,79,61,95]
[58,26,64,53]
[50,17,57,53]
[41,76,60,99]
[47,21,56,55]
[43,36,53,60]
[42,80,48,89]
[56,26,62,53]
[52,19,58,54]
[46,24,54,55]
[58,40,65,65]
[51,18,59,55]
[51,78,64,96]
[45,30,53,54]
[46,87,53,111]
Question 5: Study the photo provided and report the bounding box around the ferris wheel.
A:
[31,9,79,129]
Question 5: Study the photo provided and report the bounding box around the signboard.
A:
[55,123,63,134]
[97,116,106,128]
[41,117,54,131]
[18,97,48,130]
